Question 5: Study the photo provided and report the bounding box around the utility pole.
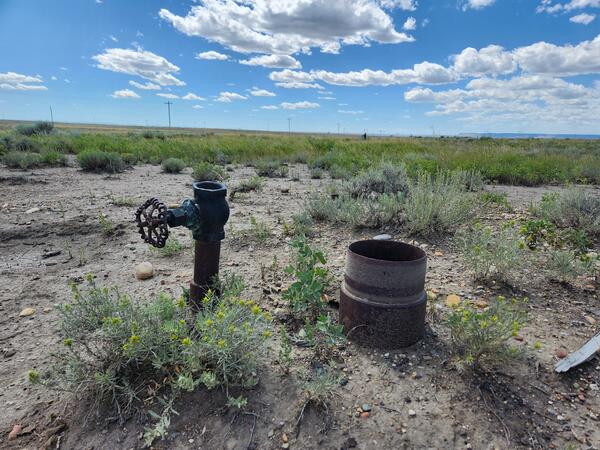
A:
[164,101,173,128]
[49,106,54,125]
[287,117,292,134]
[337,122,340,135]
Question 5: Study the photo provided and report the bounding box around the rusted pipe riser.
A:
[339,240,428,349]
[189,240,221,305]
[340,288,426,348]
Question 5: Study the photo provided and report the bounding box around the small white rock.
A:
[373,234,392,241]
[408,409,416,417]
[25,207,40,214]
[135,262,154,280]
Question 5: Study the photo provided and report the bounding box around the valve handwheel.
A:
[135,198,169,248]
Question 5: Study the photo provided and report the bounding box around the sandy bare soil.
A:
[1,162,599,449]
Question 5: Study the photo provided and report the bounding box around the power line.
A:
[164,101,173,128]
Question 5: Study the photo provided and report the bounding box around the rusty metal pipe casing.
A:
[339,240,427,348]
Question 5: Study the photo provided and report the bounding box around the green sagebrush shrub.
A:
[3,150,67,169]
[30,277,271,446]
[403,171,477,236]
[161,157,186,174]
[533,189,600,237]
[191,161,228,181]
[15,121,54,136]
[77,149,125,173]
[458,223,527,285]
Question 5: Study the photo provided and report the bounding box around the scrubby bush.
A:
[141,130,165,140]
[306,192,366,227]
[14,136,41,152]
[254,158,288,178]
[309,167,325,179]
[283,212,314,237]
[547,250,588,284]
[31,278,271,445]
[346,162,408,197]
[3,151,42,169]
[458,223,527,284]
[533,189,600,237]
[77,150,125,173]
[161,157,186,174]
[15,121,54,136]
[403,171,476,236]
[480,191,510,209]
[3,150,67,169]
[192,161,228,181]
[447,296,527,368]
[229,175,263,199]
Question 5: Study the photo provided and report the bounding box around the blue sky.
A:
[0,0,599,134]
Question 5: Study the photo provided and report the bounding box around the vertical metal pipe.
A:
[189,240,221,305]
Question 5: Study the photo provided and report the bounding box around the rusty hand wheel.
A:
[135,198,169,248]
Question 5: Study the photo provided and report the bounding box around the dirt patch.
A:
[1,164,598,449]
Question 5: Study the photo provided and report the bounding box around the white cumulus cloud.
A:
[570,12,596,23]
[451,45,517,76]
[462,0,496,10]
[157,93,178,99]
[249,87,276,97]
[215,91,248,102]
[0,72,47,90]
[159,0,414,57]
[129,80,161,90]
[280,101,320,110]
[111,89,140,99]
[182,92,205,100]
[239,54,301,69]
[196,50,230,60]
[93,47,185,86]
[403,17,417,30]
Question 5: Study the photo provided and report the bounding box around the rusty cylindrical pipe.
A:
[339,240,427,348]
[190,240,222,304]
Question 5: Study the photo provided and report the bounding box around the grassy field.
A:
[1,121,599,185]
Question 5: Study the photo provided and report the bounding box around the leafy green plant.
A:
[283,237,331,313]
[191,161,228,181]
[78,150,125,173]
[161,157,186,174]
[519,219,557,249]
[254,158,288,178]
[447,296,527,368]
[458,223,527,284]
[31,278,271,446]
